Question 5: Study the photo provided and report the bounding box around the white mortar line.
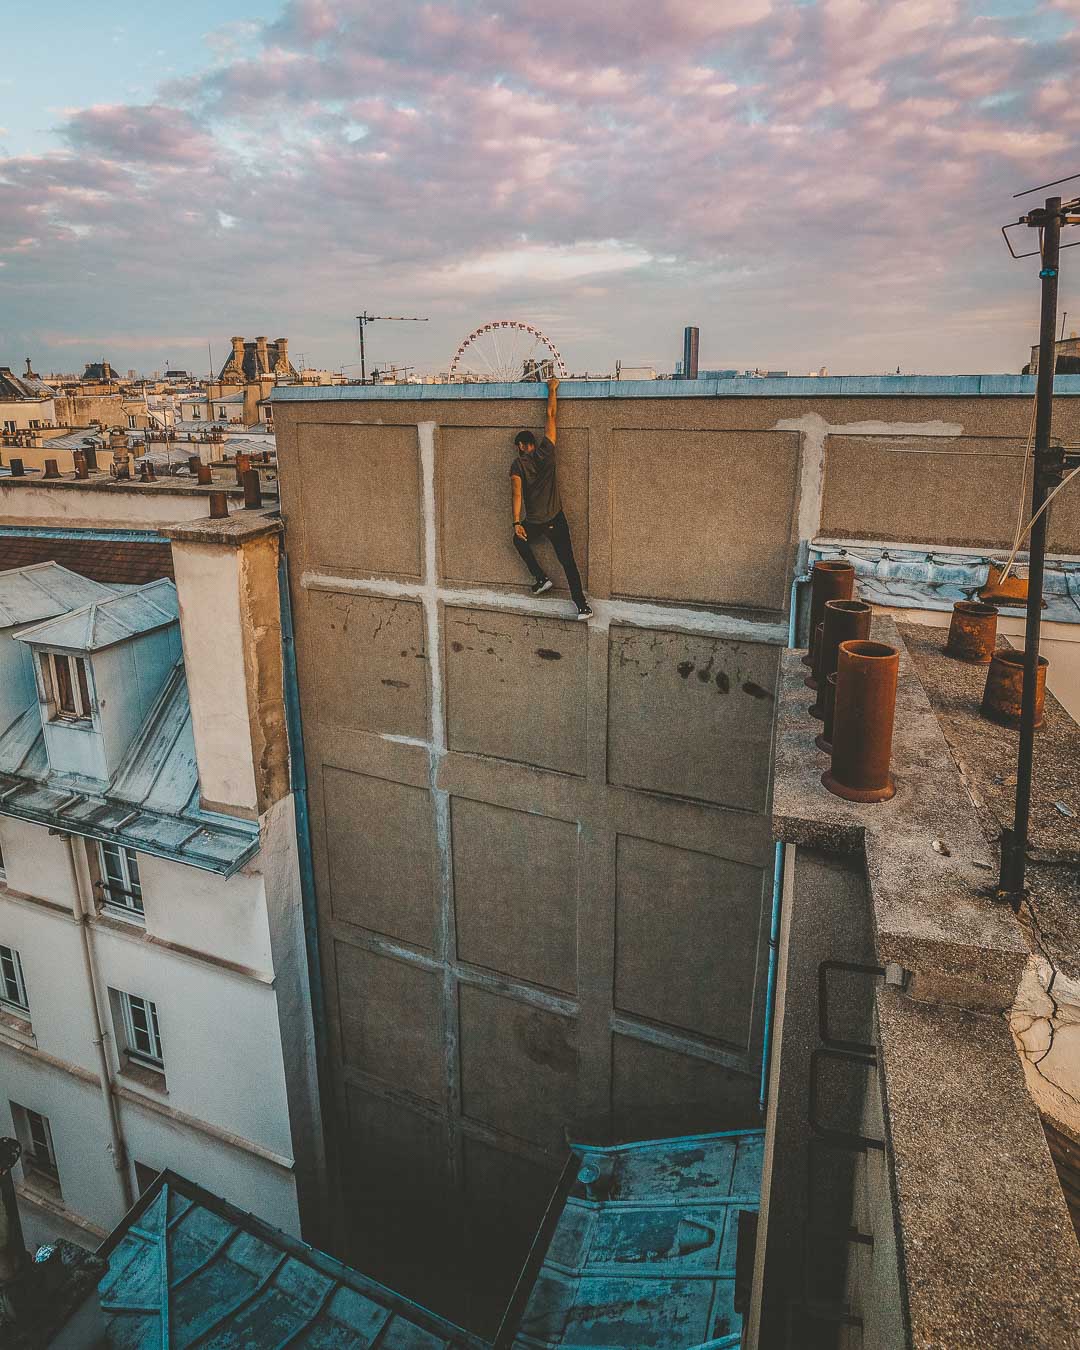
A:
[302,570,788,644]
[416,421,460,1188]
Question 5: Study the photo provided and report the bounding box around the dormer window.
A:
[39,652,93,722]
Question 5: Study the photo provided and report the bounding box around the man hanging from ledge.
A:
[510,377,593,620]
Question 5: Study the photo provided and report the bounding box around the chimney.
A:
[275,337,289,372]
[242,468,263,509]
[43,459,60,479]
[9,458,24,477]
[73,453,89,480]
[209,491,229,519]
[255,336,269,375]
[230,335,245,371]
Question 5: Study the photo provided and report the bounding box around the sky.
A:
[1,0,1079,378]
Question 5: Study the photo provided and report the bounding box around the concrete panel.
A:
[296,422,422,576]
[439,425,589,589]
[305,592,428,739]
[611,1035,759,1139]
[609,429,798,610]
[452,796,578,994]
[614,834,765,1050]
[458,985,577,1151]
[323,768,438,949]
[334,943,443,1102]
[445,608,587,775]
[607,627,777,809]
[820,434,1080,551]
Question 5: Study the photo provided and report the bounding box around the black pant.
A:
[512,511,586,607]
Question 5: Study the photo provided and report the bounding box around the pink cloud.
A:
[2,0,1079,376]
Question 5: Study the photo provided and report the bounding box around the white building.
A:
[0,480,324,1255]
[0,364,57,435]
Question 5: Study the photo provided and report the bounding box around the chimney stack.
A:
[230,335,245,371]
[242,468,263,509]
[255,336,269,375]
[275,337,289,372]
[209,491,229,519]
[43,459,60,479]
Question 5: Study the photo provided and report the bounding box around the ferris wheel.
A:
[448,320,569,383]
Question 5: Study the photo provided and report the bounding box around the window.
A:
[98,843,143,920]
[2,420,15,434]
[38,652,92,721]
[12,1104,60,1193]
[191,408,201,420]
[118,991,164,1070]
[0,945,28,1013]
[127,414,137,429]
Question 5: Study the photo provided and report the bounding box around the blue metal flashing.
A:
[272,374,1080,402]
[810,542,1080,623]
[97,1172,487,1349]
[0,525,171,545]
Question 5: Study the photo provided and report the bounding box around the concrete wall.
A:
[275,392,800,1327]
[274,383,1080,1331]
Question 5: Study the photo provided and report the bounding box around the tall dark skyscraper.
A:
[682,325,700,379]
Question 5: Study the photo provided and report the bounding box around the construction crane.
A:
[355,312,428,383]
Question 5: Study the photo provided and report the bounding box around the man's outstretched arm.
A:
[545,376,559,444]
[512,475,526,539]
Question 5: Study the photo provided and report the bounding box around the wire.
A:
[997,461,1080,581]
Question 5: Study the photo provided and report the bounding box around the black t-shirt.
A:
[510,436,562,524]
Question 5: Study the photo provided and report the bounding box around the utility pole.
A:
[999,189,1080,902]
[355,312,428,383]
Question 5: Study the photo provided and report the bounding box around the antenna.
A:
[355,312,429,383]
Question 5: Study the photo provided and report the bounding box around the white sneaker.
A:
[531,578,553,595]
[575,603,594,620]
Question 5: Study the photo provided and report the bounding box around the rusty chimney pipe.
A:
[823,639,899,802]
[0,1137,29,1293]
[803,559,856,681]
[242,468,262,509]
[43,459,60,479]
[73,452,89,479]
[188,454,201,475]
[234,453,251,484]
[981,649,1048,729]
[816,672,838,753]
[8,458,24,477]
[83,446,98,471]
[946,600,998,664]
[208,491,229,520]
[196,461,212,486]
[811,599,873,718]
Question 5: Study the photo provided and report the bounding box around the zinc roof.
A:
[507,1129,764,1349]
[0,660,258,876]
[98,1173,488,1349]
[0,561,116,628]
[15,577,178,652]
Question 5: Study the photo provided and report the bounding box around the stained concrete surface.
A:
[878,990,1080,1349]
[773,618,1028,1003]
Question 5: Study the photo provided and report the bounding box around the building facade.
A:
[0,477,323,1255]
